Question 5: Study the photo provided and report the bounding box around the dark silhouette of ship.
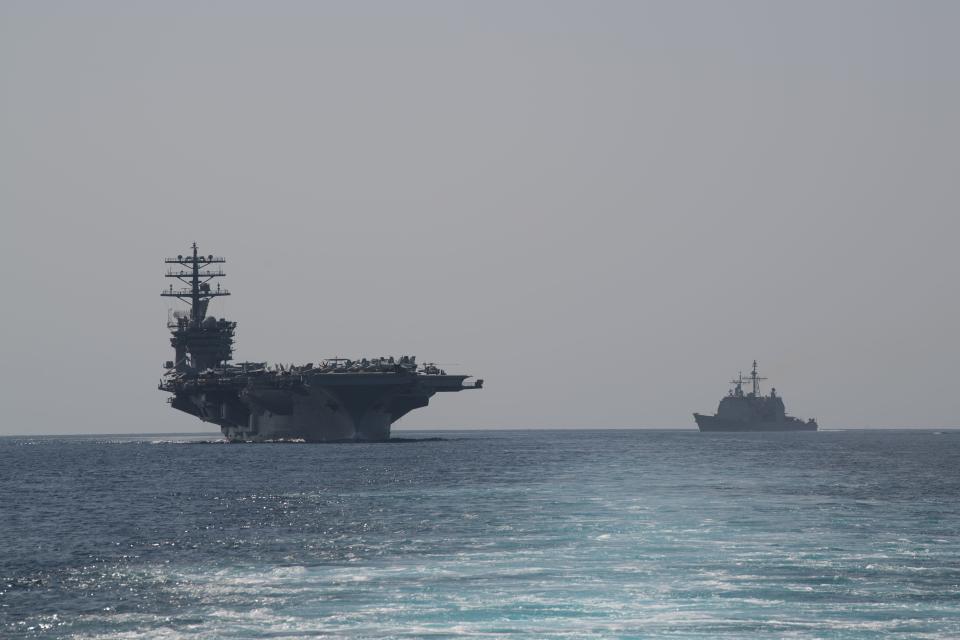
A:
[694,361,817,432]
[159,244,482,442]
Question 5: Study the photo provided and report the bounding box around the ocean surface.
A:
[1,429,958,639]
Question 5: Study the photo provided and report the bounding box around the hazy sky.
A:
[1,1,958,434]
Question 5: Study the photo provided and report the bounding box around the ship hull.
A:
[171,372,472,442]
[694,413,818,432]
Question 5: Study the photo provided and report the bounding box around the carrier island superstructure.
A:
[159,244,482,442]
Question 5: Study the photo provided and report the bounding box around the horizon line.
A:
[3,426,959,438]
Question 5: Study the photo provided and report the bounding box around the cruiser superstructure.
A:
[159,244,482,442]
[694,361,817,432]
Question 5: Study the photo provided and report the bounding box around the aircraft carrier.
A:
[159,244,482,442]
[694,361,817,432]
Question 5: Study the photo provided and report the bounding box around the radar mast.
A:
[161,244,235,372]
[161,242,230,325]
[748,360,768,397]
[729,372,746,397]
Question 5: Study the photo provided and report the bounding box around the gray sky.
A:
[1,1,958,434]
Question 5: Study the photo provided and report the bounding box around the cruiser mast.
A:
[729,372,746,396]
[749,360,767,397]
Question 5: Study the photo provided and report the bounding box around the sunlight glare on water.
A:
[1,430,958,638]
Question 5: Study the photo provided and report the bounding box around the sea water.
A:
[1,429,958,638]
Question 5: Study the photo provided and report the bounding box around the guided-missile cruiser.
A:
[159,244,482,442]
[694,361,817,432]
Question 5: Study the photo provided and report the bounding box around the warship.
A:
[694,361,817,432]
[159,244,482,442]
